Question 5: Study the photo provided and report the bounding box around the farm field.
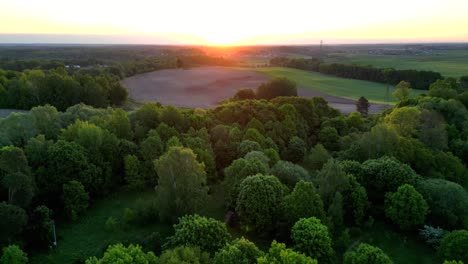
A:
[325,50,468,78]
[122,66,393,114]
[254,67,425,104]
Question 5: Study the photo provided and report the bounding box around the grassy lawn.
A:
[30,190,173,264]
[254,67,425,104]
[353,221,440,264]
[326,50,468,78]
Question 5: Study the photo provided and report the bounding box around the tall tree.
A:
[154,147,208,222]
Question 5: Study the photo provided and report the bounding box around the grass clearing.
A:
[30,190,173,264]
[353,221,440,264]
[326,50,468,78]
[254,67,425,104]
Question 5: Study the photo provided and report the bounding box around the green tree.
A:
[165,214,231,254]
[319,127,339,151]
[213,237,263,264]
[384,184,429,230]
[30,104,61,139]
[256,77,297,100]
[316,159,350,207]
[0,202,27,243]
[2,171,34,208]
[223,157,268,208]
[63,180,89,221]
[384,107,421,137]
[85,244,157,264]
[416,179,468,229]
[438,230,468,263]
[236,174,284,232]
[271,161,310,187]
[158,246,210,264]
[154,147,208,222]
[292,217,333,262]
[28,205,53,248]
[344,243,393,264]
[393,80,412,101]
[356,96,370,117]
[0,245,28,264]
[282,181,326,224]
[258,241,317,264]
[124,155,145,189]
[428,79,458,99]
[282,136,307,163]
[303,144,331,171]
[361,156,417,203]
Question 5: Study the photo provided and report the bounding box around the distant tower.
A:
[320,40,323,58]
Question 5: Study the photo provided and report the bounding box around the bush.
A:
[159,246,210,264]
[104,217,118,232]
[438,230,468,263]
[0,245,28,264]
[63,180,89,221]
[419,225,447,248]
[344,243,393,264]
[291,217,333,262]
[165,214,231,254]
[258,240,317,264]
[213,237,263,264]
[282,136,307,163]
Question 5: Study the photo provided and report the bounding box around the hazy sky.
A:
[1,0,468,45]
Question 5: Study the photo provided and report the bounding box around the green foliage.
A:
[419,225,448,248]
[384,107,421,137]
[256,77,297,100]
[85,243,157,264]
[291,217,333,262]
[213,237,263,264]
[158,246,210,264]
[236,174,284,232]
[319,126,339,151]
[360,156,417,203]
[393,80,412,101]
[428,79,458,99]
[104,216,118,232]
[384,184,429,230]
[243,128,265,146]
[344,243,393,264]
[244,151,270,167]
[29,205,53,248]
[124,155,145,189]
[154,147,208,222]
[0,245,28,264]
[270,160,310,187]
[303,144,331,171]
[223,157,268,208]
[282,136,307,163]
[30,104,61,139]
[166,214,231,254]
[316,159,350,207]
[282,181,326,225]
[63,180,89,221]
[238,140,262,157]
[258,240,317,264]
[416,178,468,229]
[263,148,280,167]
[0,202,27,243]
[438,230,468,263]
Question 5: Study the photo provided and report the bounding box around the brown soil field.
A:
[121,66,390,114]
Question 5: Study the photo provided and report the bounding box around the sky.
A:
[1,0,468,45]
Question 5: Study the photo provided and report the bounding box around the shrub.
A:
[438,230,468,263]
[344,243,393,264]
[291,217,333,262]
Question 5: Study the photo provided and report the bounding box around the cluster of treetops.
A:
[0,70,467,263]
[269,57,460,91]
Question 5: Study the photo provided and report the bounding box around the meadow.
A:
[254,67,425,104]
[325,50,468,78]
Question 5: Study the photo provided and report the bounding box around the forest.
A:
[0,54,467,264]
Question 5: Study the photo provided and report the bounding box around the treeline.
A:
[0,68,127,110]
[0,76,467,263]
[270,57,444,90]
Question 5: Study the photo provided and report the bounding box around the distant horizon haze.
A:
[2,0,468,45]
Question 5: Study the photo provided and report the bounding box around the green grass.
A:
[326,50,468,78]
[254,67,425,104]
[30,190,173,264]
[353,221,440,264]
